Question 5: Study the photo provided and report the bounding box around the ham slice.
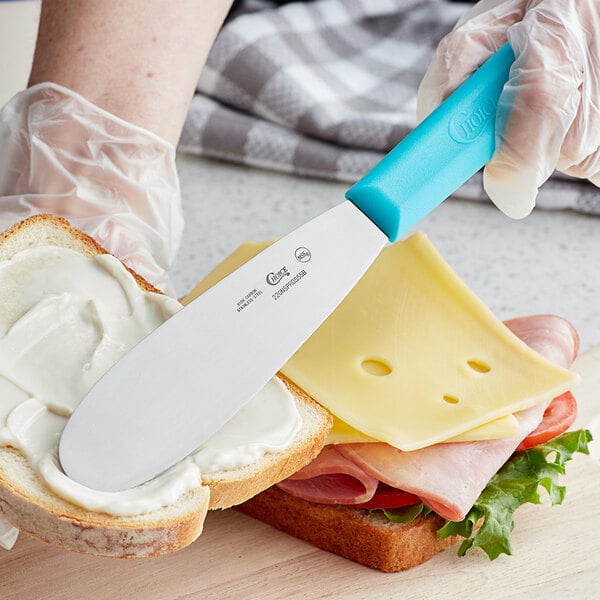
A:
[280,315,578,518]
[504,315,579,370]
[338,441,515,521]
[338,424,528,521]
[277,445,379,504]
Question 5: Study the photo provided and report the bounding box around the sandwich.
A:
[0,215,332,557]
[184,233,591,573]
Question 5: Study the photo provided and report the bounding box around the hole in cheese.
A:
[467,359,491,373]
[443,394,460,405]
[361,358,392,377]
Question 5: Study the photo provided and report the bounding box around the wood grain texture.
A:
[2,345,600,600]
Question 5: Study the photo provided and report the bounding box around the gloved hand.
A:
[417,0,600,219]
[0,83,184,294]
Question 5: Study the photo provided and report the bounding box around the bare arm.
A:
[28,0,233,145]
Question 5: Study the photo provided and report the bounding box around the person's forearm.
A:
[28,0,232,145]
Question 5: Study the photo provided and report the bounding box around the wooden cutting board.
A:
[2,345,599,600]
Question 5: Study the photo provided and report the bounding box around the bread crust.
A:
[0,215,332,557]
[0,214,161,294]
[238,487,461,572]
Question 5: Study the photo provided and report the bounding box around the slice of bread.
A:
[205,376,334,510]
[0,215,332,557]
[237,486,461,572]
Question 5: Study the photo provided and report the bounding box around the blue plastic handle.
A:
[346,43,515,242]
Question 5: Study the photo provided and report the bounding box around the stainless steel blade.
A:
[59,201,387,491]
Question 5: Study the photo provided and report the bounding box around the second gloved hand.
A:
[417,0,600,219]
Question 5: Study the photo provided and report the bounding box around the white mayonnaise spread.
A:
[0,246,300,517]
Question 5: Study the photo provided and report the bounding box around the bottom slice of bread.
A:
[237,486,460,572]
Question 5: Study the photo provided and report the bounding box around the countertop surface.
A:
[172,153,600,352]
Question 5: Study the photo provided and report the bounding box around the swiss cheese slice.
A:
[325,413,522,445]
[184,234,578,450]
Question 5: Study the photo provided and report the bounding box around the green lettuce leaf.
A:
[379,503,433,523]
[437,429,592,560]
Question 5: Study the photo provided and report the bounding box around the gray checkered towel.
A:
[180,0,600,215]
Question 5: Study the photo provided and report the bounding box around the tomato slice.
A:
[516,391,577,451]
[353,483,420,509]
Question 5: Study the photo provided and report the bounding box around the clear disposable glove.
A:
[417,0,600,219]
[0,83,184,294]
[0,515,18,551]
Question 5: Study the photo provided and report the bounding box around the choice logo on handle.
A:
[448,97,496,144]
